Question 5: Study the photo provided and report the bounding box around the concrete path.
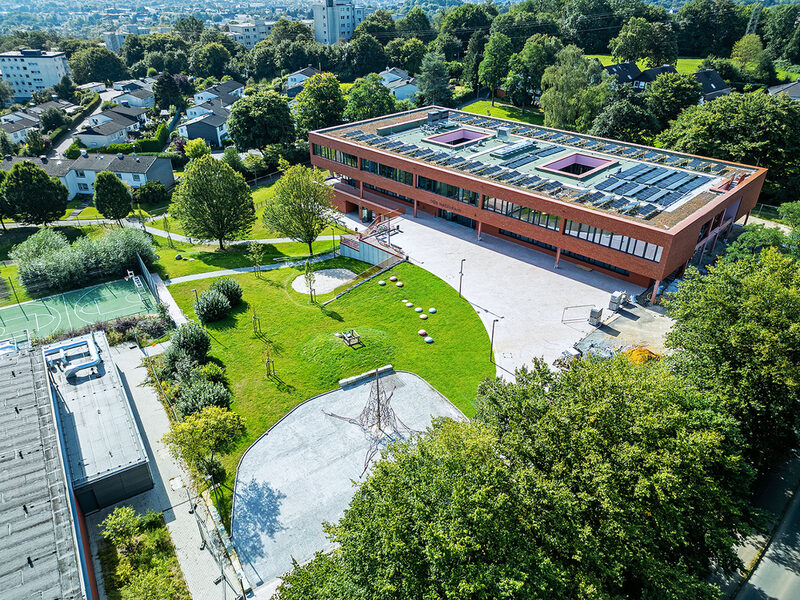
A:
[383,212,640,376]
[84,343,244,600]
[152,273,187,325]
[165,252,336,285]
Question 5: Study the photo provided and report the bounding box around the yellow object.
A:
[625,348,660,364]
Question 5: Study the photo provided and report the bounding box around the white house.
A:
[111,88,155,108]
[192,80,244,105]
[0,117,37,144]
[0,49,71,102]
[225,21,276,49]
[312,0,365,45]
[178,81,244,147]
[77,82,107,94]
[77,105,147,148]
[284,66,321,97]
[378,67,419,101]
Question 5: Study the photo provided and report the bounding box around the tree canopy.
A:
[294,73,346,134]
[93,170,132,223]
[162,406,245,470]
[68,47,128,84]
[228,91,295,153]
[1,161,68,224]
[417,51,452,106]
[645,72,702,127]
[152,72,185,111]
[344,73,397,122]
[478,32,513,105]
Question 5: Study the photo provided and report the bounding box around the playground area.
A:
[230,368,466,590]
[0,278,157,343]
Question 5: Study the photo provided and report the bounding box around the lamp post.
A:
[458,258,465,297]
[490,318,499,363]
[192,288,199,302]
[204,474,226,600]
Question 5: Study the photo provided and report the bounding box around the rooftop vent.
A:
[496,127,510,139]
[39,155,46,162]
[80,148,88,157]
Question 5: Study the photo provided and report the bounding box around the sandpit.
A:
[291,268,357,294]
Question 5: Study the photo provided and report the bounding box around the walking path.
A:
[84,343,244,600]
[165,252,336,285]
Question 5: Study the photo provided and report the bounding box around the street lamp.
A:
[490,318,499,363]
[192,288,199,302]
[458,259,466,297]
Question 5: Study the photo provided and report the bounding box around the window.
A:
[563,219,663,262]
[483,197,559,230]
[360,158,412,186]
[364,183,413,203]
[312,143,357,168]
[132,174,141,181]
[78,183,89,191]
[76,170,85,178]
[417,175,478,206]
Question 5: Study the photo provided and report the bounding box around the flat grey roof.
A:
[0,349,84,599]
[44,332,148,489]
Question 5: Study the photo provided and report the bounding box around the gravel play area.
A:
[291,268,357,294]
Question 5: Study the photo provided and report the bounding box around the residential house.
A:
[768,80,800,100]
[378,67,419,101]
[0,117,38,144]
[111,77,156,93]
[0,153,175,199]
[178,112,228,147]
[193,80,244,104]
[76,82,106,94]
[77,105,147,148]
[693,69,731,102]
[284,66,321,97]
[603,61,731,102]
[178,81,244,147]
[111,87,155,108]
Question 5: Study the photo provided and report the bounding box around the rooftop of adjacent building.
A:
[317,107,760,230]
[0,48,66,58]
[43,331,148,489]
[0,348,84,599]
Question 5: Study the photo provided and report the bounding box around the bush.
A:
[194,289,230,323]
[141,510,164,530]
[198,456,226,483]
[210,277,242,306]
[199,362,226,383]
[64,141,82,159]
[162,344,195,377]
[176,379,232,416]
[171,322,211,364]
[100,506,142,549]
[134,180,170,206]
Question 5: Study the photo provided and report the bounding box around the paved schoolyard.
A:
[231,370,465,591]
[380,212,644,375]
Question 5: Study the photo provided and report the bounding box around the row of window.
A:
[563,220,663,262]
[484,197,559,231]
[361,158,413,186]
[363,183,413,203]
[417,175,479,206]
[312,143,358,168]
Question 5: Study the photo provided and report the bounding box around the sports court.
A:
[0,278,157,343]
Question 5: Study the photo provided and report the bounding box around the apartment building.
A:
[313,0,365,45]
[0,49,70,102]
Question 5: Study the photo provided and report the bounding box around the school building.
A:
[309,107,766,297]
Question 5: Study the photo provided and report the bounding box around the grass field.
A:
[169,259,494,522]
[151,236,340,280]
[461,99,545,125]
[586,54,705,75]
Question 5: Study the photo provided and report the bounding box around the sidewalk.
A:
[84,343,244,600]
[165,252,336,285]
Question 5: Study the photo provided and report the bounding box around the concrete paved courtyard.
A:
[231,370,465,591]
[379,212,644,375]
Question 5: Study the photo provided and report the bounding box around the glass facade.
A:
[484,197,560,231]
[563,220,663,262]
[499,229,556,250]
[312,144,358,168]
[417,175,479,206]
[364,183,413,204]
[360,158,413,186]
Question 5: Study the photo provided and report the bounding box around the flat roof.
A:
[0,349,84,599]
[44,332,148,489]
[318,107,759,230]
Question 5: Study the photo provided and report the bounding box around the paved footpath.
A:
[165,252,336,285]
[85,344,244,600]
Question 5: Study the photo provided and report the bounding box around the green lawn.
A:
[169,259,494,521]
[151,236,340,280]
[461,100,544,125]
[73,202,170,221]
[586,54,705,75]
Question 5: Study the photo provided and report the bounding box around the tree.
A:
[172,156,254,249]
[220,146,246,175]
[184,138,211,160]
[645,72,702,127]
[417,51,452,106]
[590,98,659,143]
[385,37,426,75]
[93,171,132,224]
[134,180,169,206]
[52,75,76,102]
[100,506,142,553]
[731,34,775,83]
[174,15,205,43]
[249,42,277,81]
[0,130,12,156]
[762,4,800,61]
[504,34,563,111]
[228,91,294,153]
[479,33,513,105]
[540,45,612,132]
[190,42,231,79]
[0,79,13,107]
[462,31,487,93]
[352,9,395,42]
[675,0,748,57]
[69,47,129,84]
[304,259,316,300]
[344,73,396,122]
[608,17,677,68]
[162,406,245,470]
[396,7,434,43]
[0,170,8,230]
[657,92,800,203]
[152,71,185,111]
[560,0,622,54]
[666,248,800,471]
[25,130,47,156]
[343,34,386,80]
[263,163,334,256]
[294,73,346,134]
[38,107,65,133]
[2,161,67,224]
[432,32,462,62]
[439,3,493,51]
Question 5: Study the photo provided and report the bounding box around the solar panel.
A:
[635,167,669,184]
[642,151,661,160]
[662,155,681,165]
[595,178,624,192]
[517,175,541,186]
[608,198,628,210]
[647,170,677,185]
[342,129,364,138]
[463,161,485,172]
[637,204,660,219]
[658,192,684,208]
[582,140,600,148]
[479,165,501,176]
[617,164,652,180]
[573,191,593,203]
[620,147,639,157]
[633,186,661,201]
[564,136,582,144]
[413,148,434,159]
[665,173,694,190]
[677,175,711,193]
[529,129,548,138]
[614,181,640,195]
[491,139,537,159]
[710,163,726,174]
[621,201,640,213]
[541,181,562,192]
[537,146,562,158]
[591,194,612,207]
[686,159,704,169]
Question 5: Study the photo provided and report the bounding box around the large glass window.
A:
[312,143,358,168]
[364,183,413,204]
[361,158,413,186]
[563,219,663,262]
[483,197,559,231]
[417,175,479,206]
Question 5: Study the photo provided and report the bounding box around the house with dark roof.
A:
[603,61,642,83]
[112,87,155,108]
[604,61,731,102]
[694,69,731,102]
[179,81,244,147]
[768,80,800,100]
[178,112,229,147]
[0,116,38,143]
[193,80,244,105]
[633,65,678,90]
[284,66,321,97]
[379,67,420,101]
[77,105,148,148]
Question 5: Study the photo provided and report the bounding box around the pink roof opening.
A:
[424,128,491,148]
[539,153,617,179]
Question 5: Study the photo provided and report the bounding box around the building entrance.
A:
[437,209,476,229]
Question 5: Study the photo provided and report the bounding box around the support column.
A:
[413,198,418,218]
[476,220,483,240]
[554,247,562,268]
[359,180,364,199]
[743,211,750,226]
[651,280,661,304]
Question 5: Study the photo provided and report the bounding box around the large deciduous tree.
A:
[608,16,678,68]
[93,170,132,224]
[645,72,702,127]
[262,163,334,256]
[172,155,255,249]
[152,71,185,111]
[417,51,452,106]
[162,406,245,470]
[344,73,396,122]
[590,97,659,143]
[666,247,800,471]
[227,90,295,153]
[2,161,68,224]
[68,47,129,84]
[294,73,346,134]
[657,92,800,203]
[343,34,386,80]
[503,34,563,111]
[189,42,231,79]
[478,32,513,105]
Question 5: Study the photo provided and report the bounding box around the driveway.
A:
[382,212,642,375]
[51,88,119,157]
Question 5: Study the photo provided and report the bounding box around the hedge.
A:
[52,92,102,148]
[79,122,170,156]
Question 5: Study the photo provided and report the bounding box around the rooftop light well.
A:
[538,153,617,179]
[424,128,491,148]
